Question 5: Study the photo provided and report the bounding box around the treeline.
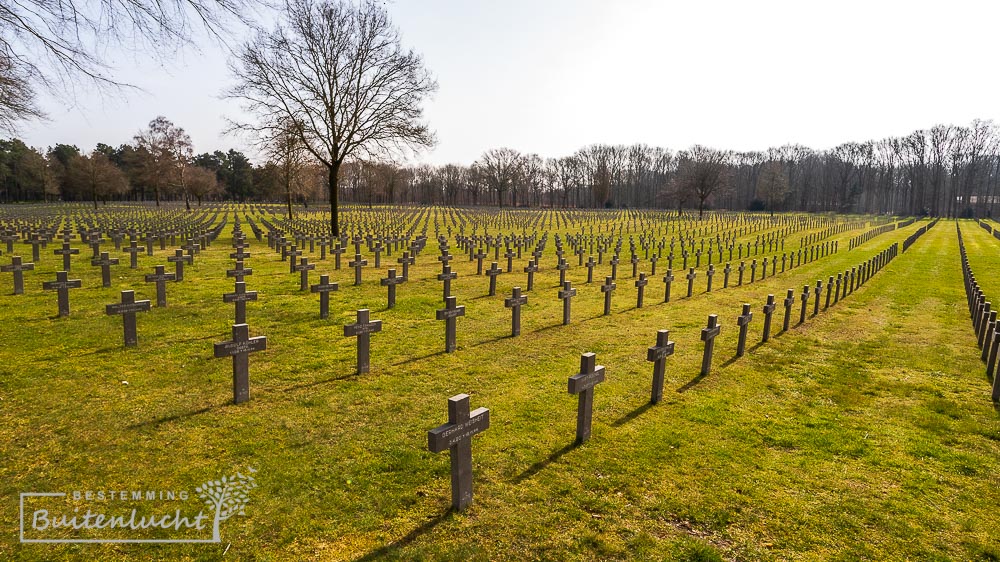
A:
[4,117,1000,218]
[0,117,327,209]
[357,118,999,218]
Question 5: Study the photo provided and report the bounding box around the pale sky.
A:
[17,0,1000,165]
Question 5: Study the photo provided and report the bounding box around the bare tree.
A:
[476,148,522,207]
[66,152,130,208]
[133,116,192,207]
[0,0,252,132]
[674,145,729,219]
[757,161,788,215]
[186,166,223,206]
[227,0,436,236]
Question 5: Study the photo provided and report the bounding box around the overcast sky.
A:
[17,0,1000,164]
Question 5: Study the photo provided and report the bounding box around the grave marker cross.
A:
[213,323,267,404]
[105,290,151,347]
[2,255,34,294]
[344,309,383,374]
[568,352,606,444]
[647,330,675,404]
[310,275,339,318]
[41,271,82,316]
[427,394,490,511]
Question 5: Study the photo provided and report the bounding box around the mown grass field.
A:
[1,207,998,561]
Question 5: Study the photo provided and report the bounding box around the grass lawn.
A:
[1,208,997,561]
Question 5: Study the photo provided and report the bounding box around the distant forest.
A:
[2,118,998,218]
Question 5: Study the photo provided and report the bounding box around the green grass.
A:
[0,208,997,561]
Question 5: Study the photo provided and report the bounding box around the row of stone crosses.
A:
[214,220,906,513]
[420,239,912,512]
[1,210,904,361]
[957,221,1000,401]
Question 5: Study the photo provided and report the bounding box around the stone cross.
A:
[782,289,795,331]
[54,243,79,271]
[349,253,368,286]
[230,246,250,261]
[486,261,502,296]
[750,259,757,283]
[504,286,528,336]
[761,294,776,343]
[344,309,383,374]
[585,256,596,283]
[144,265,175,307]
[736,304,753,357]
[738,261,746,286]
[609,256,619,280]
[635,272,648,308]
[685,267,696,298]
[834,274,842,304]
[825,276,834,309]
[813,280,822,316]
[601,276,616,316]
[438,264,457,300]
[310,275,339,318]
[723,263,731,288]
[295,257,315,291]
[397,251,414,281]
[381,268,404,308]
[523,259,538,291]
[663,269,674,303]
[556,258,569,286]
[799,285,810,324]
[2,255,34,294]
[558,281,576,325]
[706,264,715,292]
[569,352,606,444]
[105,290,151,347]
[332,244,345,269]
[41,271,82,316]
[647,330,675,404]
[436,296,466,353]
[213,323,267,404]
[427,393,490,511]
[287,245,302,273]
[700,314,721,376]
[504,247,515,272]
[182,239,201,258]
[630,254,640,277]
[224,281,258,324]
[91,251,119,288]
[167,249,192,281]
[227,260,253,282]
[988,323,1000,385]
[474,248,486,275]
[126,240,141,269]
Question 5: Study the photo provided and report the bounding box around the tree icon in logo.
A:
[195,468,258,542]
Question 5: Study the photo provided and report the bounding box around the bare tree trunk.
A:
[329,161,340,237]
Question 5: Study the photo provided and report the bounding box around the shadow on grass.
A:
[612,403,653,427]
[161,333,221,345]
[391,350,447,366]
[719,355,742,369]
[282,371,360,392]
[677,373,707,393]
[128,403,222,429]
[513,442,577,484]
[472,334,512,348]
[353,510,455,561]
